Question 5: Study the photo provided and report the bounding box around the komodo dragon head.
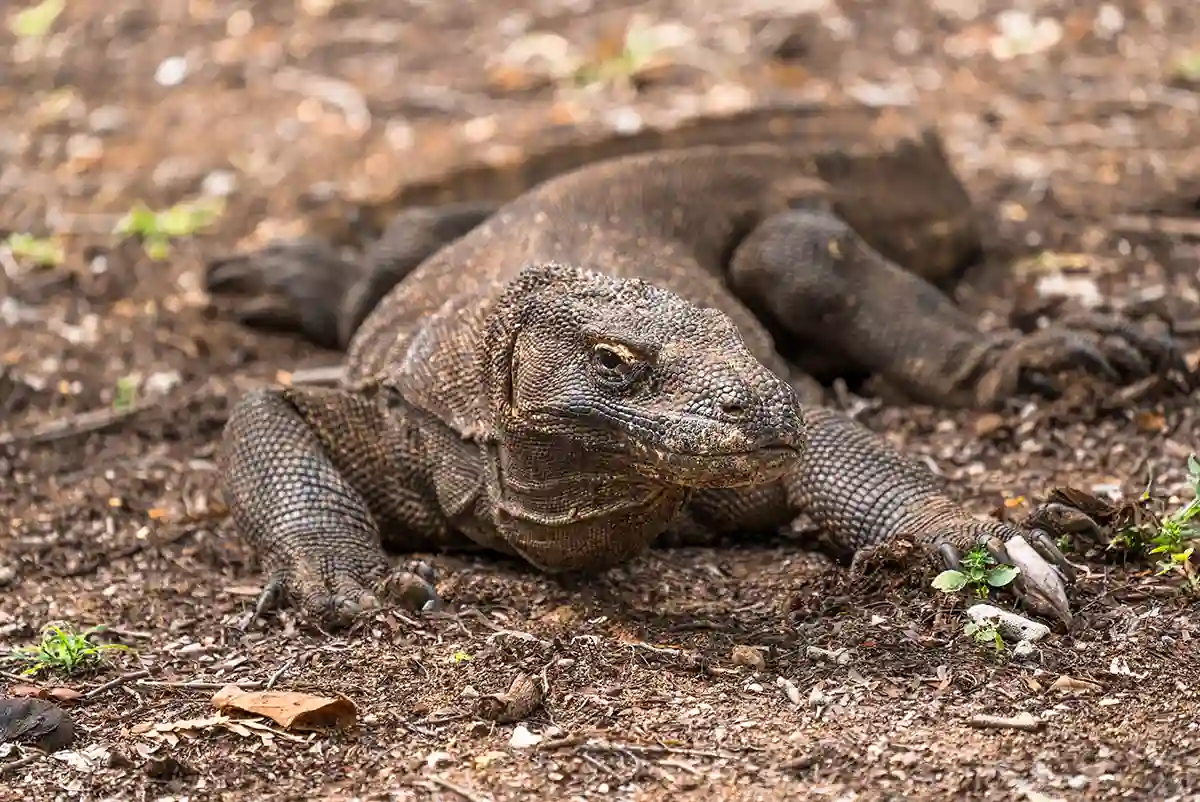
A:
[480,262,806,490]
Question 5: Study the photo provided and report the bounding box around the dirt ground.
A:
[2,0,1200,800]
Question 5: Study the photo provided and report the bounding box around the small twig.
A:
[272,68,371,134]
[967,713,1043,732]
[420,776,494,802]
[547,739,745,761]
[264,658,296,691]
[1111,213,1200,238]
[0,401,154,447]
[0,753,42,776]
[135,679,264,691]
[579,751,618,777]
[83,669,151,699]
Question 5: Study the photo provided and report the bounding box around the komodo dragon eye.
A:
[591,342,646,387]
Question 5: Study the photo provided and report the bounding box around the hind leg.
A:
[206,202,496,349]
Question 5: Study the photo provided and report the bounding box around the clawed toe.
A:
[935,531,1072,625]
[1000,534,1072,625]
[1030,529,1078,583]
[203,239,358,349]
[376,562,442,612]
[971,310,1196,406]
[1058,312,1196,389]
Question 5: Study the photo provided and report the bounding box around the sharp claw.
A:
[1023,370,1061,399]
[1068,340,1121,382]
[1001,535,1072,625]
[980,535,1010,568]
[246,573,286,629]
[1030,529,1077,583]
[1039,502,1105,540]
[937,542,961,569]
[408,560,438,585]
[1098,335,1152,379]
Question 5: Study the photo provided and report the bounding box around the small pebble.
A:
[155,56,190,87]
[508,724,542,749]
[967,604,1051,643]
[87,106,128,135]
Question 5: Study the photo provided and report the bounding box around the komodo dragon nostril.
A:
[720,399,746,417]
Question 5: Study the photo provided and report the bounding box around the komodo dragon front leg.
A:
[220,383,454,626]
[728,208,1196,407]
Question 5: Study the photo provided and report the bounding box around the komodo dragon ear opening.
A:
[478,262,595,437]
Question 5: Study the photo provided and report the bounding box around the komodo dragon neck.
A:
[484,427,692,573]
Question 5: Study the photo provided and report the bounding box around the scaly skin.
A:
[207,135,1194,629]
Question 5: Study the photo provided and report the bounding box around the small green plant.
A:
[1172,50,1200,84]
[1110,455,1200,588]
[5,623,130,677]
[449,649,473,663]
[7,0,63,39]
[932,546,1021,599]
[2,232,64,267]
[573,17,687,89]
[113,374,139,411]
[963,620,1005,652]
[1149,455,1200,584]
[115,197,225,260]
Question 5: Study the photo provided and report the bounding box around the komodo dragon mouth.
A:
[620,430,803,489]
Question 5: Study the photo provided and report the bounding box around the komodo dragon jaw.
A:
[481,263,806,490]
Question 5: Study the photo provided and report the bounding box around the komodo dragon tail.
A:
[304,101,931,248]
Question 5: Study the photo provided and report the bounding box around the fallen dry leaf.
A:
[9,685,84,704]
[211,684,356,731]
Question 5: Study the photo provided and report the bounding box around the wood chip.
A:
[475,672,542,723]
[967,712,1043,732]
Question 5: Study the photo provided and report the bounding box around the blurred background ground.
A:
[1,0,1199,800]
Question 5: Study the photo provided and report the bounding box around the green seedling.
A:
[1149,455,1200,585]
[115,197,225,260]
[113,374,139,411]
[449,650,473,663]
[573,18,687,89]
[1111,454,1200,588]
[963,620,1005,652]
[1171,50,1200,83]
[5,623,130,677]
[2,232,63,268]
[8,0,63,39]
[932,546,1021,599]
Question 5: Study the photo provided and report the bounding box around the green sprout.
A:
[932,546,1021,599]
[963,620,1005,652]
[8,0,63,39]
[114,197,225,260]
[113,374,139,411]
[2,232,64,267]
[1109,455,1200,588]
[4,623,131,677]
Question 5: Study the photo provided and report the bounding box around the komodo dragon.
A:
[205,132,1194,630]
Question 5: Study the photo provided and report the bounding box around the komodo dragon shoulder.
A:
[205,123,1195,630]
